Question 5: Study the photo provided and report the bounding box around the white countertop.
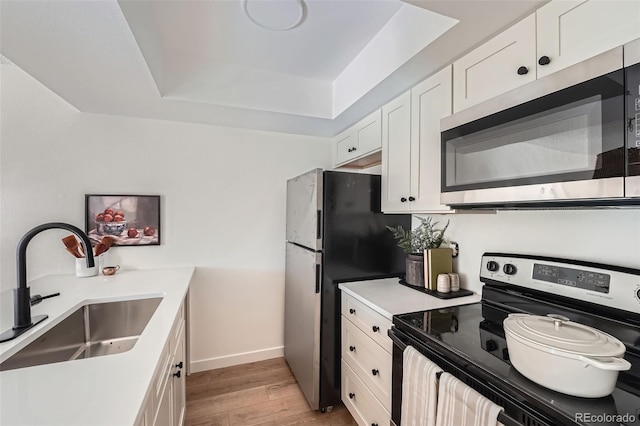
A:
[0,267,194,426]
[339,278,481,320]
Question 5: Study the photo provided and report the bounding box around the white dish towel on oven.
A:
[435,372,505,426]
[401,345,440,426]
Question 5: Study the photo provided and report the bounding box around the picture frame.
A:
[85,194,161,246]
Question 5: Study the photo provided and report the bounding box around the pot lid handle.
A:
[547,314,570,330]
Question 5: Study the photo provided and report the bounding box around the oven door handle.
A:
[388,328,408,351]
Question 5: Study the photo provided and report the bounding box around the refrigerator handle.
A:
[316,210,322,240]
[315,263,321,294]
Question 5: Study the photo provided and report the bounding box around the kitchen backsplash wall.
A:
[1,65,331,371]
[414,210,640,293]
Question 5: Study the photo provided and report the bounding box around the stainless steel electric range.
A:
[389,253,640,426]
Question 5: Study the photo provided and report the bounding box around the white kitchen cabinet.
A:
[341,292,393,426]
[138,298,186,426]
[536,0,640,78]
[382,67,453,213]
[453,14,536,113]
[333,109,382,168]
[453,0,640,112]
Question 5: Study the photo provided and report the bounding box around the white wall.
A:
[0,65,331,371]
[415,210,640,294]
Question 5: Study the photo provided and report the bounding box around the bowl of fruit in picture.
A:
[95,208,127,236]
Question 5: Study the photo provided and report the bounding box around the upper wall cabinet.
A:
[453,15,536,113]
[453,0,640,113]
[333,109,382,168]
[382,66,453,213]
[536,0,640,78]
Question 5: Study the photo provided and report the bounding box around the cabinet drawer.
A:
[342,294,392,353]
[342,360,390,426]
[342,318,392,411]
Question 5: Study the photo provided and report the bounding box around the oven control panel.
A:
[480,253,640,314]
[532,263,610,293]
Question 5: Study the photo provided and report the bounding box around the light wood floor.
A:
[185,357,357,426]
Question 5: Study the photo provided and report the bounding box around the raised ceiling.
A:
[0,0,545,137]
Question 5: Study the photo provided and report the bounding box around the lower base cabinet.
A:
[137,299,186,426]
[341,293,392,426]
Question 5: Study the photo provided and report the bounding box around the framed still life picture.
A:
[85,194,161,246]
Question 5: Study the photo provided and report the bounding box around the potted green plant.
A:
[387,217,450,287]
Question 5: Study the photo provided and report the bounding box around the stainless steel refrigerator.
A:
[284,169,410,411]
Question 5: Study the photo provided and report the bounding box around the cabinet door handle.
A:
[400,197,407,203]
[347,148,353,152]
[175,361,183,369]
[348,392,355,399]
[352,147,357,152]
[408,196,415,202]
[372,369,379,376]
[173,370,181,378]
[538,55,551,66]
[517,66,528,75]
[372,424,379,426]
[349,308,356,314]
[349,346,356,352]
[372,325,380,332]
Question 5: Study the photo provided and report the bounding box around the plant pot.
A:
[405,254,424,287]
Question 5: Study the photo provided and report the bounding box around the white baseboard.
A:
[189,346,284,373]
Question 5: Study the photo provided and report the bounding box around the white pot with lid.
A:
[503,313,631,398]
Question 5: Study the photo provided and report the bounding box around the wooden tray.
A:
[398,278,474,299]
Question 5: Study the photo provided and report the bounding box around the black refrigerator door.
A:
[318,171,410,410]
[322,171,409,279]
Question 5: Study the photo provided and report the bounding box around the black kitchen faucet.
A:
[0,222,94,343]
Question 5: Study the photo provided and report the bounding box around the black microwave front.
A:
[440,39,640,208]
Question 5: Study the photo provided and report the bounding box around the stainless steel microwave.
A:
[440,39,640,208]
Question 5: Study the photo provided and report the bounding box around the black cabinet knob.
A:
[349,308,356,314]
[517,66,529,75]
[372,369,379,376]
[538,55,551,66]
[349,392,355,399]
[408,196,415,201]
[352,147,357,152]
[349,345,356,352]
[372,325,380,332]
[400,197,407,202]
[372,424,379,426]
[347,148,353,152]
[173,370,181,378]
[175,361,183,369]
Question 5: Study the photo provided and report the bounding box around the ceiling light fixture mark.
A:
[243,0,305,31]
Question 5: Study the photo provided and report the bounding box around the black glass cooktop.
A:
[393,300,640,426]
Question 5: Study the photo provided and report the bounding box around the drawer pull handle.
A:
[372,325,380,332]
[372,369,379,376]
[517,66,529,75]
[173,370,181,378]
[538,55,551,66]
[348,392,355,399]
[349,308,356,314]
[372,424,379,426]
[408,196,415,202]
[349,346,356,352]
[175,361,183,369]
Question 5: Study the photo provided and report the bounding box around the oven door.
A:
[389,326,556,426]
[440,47,626,207]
